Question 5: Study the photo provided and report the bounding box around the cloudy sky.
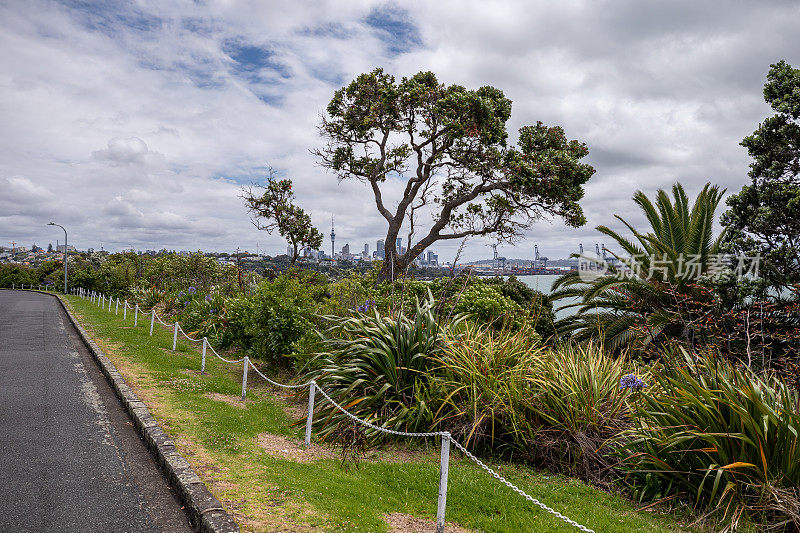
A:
[2,0,799,262]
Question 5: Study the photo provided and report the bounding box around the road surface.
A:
[0,290,192,532]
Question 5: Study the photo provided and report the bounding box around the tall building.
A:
[376,239,385,259]
[330,216,336,258]
[342,243,350,257]
[286,244,293,257]
[427,250,438,266]
[395,237,403,255]
[363,243,369,255]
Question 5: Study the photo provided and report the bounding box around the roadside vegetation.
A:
[60,293,697,533]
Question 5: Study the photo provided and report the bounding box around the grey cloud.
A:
[1,0,799,262]
[92,137,165,167]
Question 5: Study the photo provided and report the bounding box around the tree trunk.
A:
[377,252,411,283]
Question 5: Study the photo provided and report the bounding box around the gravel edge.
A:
[48,291,240,533]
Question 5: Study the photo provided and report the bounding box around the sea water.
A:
[515,274,579,319]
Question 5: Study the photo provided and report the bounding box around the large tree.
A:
[722,60,800,294]
[242,178,323,265]
[315,69,595,282]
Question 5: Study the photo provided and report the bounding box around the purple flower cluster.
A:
[188,286,196,294]
[356,299,376,313]
[205,294,212,302]
[620,373,646,391]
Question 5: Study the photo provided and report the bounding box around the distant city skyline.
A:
[2,2,799,263]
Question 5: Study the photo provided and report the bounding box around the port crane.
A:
[534,245,548,269]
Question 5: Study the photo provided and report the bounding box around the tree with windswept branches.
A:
[241,177,323,265]
[722,60,800,294]
[315,68,595,282]
[551,183,728,352]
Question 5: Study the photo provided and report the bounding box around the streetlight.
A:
[47,222,68,293]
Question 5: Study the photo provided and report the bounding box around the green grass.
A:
[62,294,699,532]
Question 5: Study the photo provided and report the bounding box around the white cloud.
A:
[0,0,798,261]
[92,137,165,167]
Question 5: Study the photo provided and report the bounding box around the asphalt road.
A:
[0,290,192,532]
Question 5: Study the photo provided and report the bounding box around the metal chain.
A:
[313,385,447,438]
[154,312,171,327]
[449,439,595,533]
[247,362,310,389]
[176,323,203,343]
[205,342,246,364]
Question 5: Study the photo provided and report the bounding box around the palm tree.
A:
[552,183,727,352]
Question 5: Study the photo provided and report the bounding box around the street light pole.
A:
[47,222,68,293]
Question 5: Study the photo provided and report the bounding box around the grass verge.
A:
[63,294,698,533]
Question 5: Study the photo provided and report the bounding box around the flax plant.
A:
[618,350,800,531]
[434,324,638,483]
[307,295,459,440]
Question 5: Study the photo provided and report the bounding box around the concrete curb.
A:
[35,290,240,533]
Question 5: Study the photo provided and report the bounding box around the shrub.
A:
[307,296,450,440]
[433,322,543,448]
[519,342,634,484]
[226,276,317,364]
[618,351,800,530]
[433,331,635,484]
[0,264,35,288]
[453,284,522,328]
[177,291,229,345]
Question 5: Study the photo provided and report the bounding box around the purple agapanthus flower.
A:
[205,294,212,302]
[620,373,646,391]
[356,299,376,313]
[188,286,196,294]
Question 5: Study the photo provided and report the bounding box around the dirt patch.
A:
[256,433,336,463]
[205,392,249,408]
[364,444,438,464]
[384,512,472,533]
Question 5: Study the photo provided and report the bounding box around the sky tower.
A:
[330,216,336,258]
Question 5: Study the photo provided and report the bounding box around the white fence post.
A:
[201,338,207,374]
[134,304,139,327]
[123,300,127,320]
[149,310,155,336]
[241,357,249,401]
[172,322,178,351]
[115,298,119,315]
[305,382,316,447]
[436,433,451,533]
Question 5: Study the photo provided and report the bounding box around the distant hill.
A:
[465,258,578,267]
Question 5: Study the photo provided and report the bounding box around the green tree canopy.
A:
[315,68,595,281]
[722,60,800,294]
[242,177,323,265]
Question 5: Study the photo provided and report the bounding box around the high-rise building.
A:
[396,237,403,255]
[363,243,369,255]
[376,239,385,259]
[342,243,350,257]
[330,217,336,258]
[287,244,293,257]
[427,250,438,266]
